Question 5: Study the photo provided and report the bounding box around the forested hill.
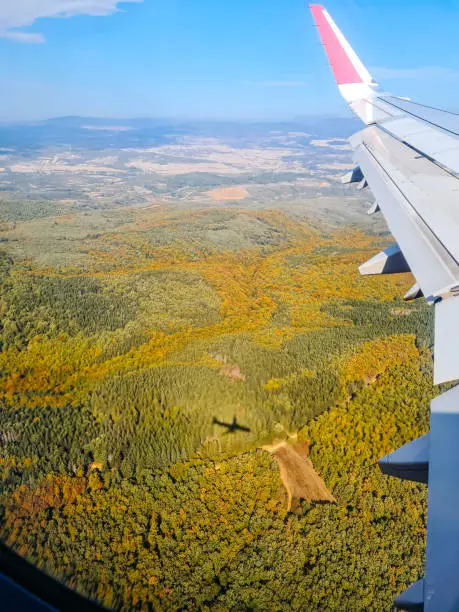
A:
[0,124,432,610]
[0,201,433,609]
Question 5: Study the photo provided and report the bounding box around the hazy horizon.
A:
[2,1,459,121]
[0,112,357,125]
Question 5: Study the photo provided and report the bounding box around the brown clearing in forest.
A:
[55,214,76,224]
[208,186,249,201]
[219,363,246,382]
[390,308,412,316]
[263,441,335,509]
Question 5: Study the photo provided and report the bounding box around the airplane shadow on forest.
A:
[212,416,251,434]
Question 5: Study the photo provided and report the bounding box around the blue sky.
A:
[2,0,459,121]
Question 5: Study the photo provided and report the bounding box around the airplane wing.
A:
[310,5,459,612]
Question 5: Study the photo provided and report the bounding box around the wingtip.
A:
[309,3,374,95]
[309,4,325,17]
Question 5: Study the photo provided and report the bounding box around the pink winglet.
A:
[310,5,363,85]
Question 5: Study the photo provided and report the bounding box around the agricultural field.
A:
[0,120,434,610]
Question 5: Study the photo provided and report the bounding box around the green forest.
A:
[0,199,434,610]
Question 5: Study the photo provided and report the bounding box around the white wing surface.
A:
[310,5,459,611]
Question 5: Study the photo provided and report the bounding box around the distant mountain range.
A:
[0,116,360,151]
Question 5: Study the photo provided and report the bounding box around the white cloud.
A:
[371,66,459,81]
[0,0,143,43]
[1,30,46,44]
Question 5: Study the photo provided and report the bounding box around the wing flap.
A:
[425,385,459,608]
[434,297,459,384]
[358,126,459,269]
[352,126,459,300]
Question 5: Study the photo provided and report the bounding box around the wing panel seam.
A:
[379,96,459,139]
[383,96,459,119]
[375,124,459,180]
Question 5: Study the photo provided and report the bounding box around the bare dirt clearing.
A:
[263,441,335,509]
[219,363,246,381]
[208,186,249,201]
